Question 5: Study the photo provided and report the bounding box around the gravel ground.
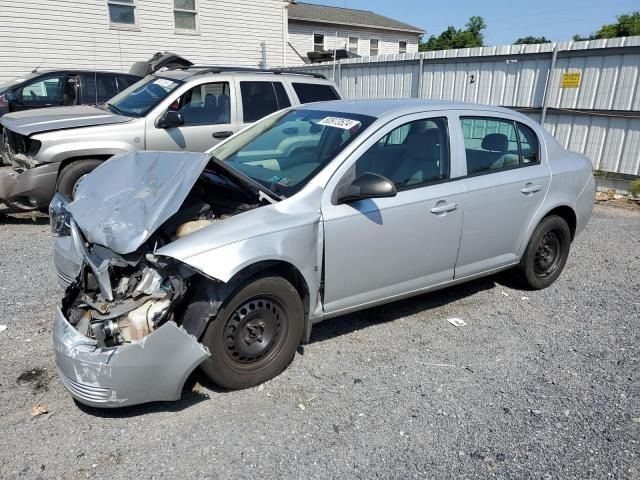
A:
[0,204,638,479]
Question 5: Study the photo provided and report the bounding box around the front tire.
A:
[517,215,571,290]
[200,275,304,390]
[56,159,103,200]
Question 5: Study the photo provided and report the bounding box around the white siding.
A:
[0,0,286,82]
[287,21,420,66]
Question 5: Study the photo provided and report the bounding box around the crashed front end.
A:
[52,214,210,407]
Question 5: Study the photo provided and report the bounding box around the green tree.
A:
[573,11,639,41]
[514,36,551,45]
[419,16,487,51]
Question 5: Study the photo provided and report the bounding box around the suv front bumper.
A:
[53,308,209,408]
[0,162,59,209]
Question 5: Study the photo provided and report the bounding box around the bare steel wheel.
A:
[200,275,304,389]
[518,215,571,290]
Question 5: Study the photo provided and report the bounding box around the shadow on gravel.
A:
[309,271,520,344]
[0,212,48,225]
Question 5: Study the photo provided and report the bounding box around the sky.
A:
[302,0,639,45]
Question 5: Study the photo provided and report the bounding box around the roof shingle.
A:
[288,2,424,34]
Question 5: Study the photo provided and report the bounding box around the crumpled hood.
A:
[0,105,132,136]
[67,150,210,255]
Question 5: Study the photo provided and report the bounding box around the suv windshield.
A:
[0,72,41,94]
[106,75,182,117]
[212,109,375,197]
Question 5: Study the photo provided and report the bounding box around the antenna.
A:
[32,58,45,73]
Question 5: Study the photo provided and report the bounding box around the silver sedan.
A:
[51,99,595,407]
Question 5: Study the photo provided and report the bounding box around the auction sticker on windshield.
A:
[317,117,361,130]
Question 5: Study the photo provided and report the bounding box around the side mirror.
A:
[336,172,397,204]
[157,110,184,129]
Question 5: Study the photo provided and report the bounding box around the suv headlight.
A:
[49,193,72,237]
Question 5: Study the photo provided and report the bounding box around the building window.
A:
[107,0,137,26]
[348,36,359,54]
[399,41,407,54]
[313,33,325,52]
[369,38,379,56]
[174,0,198,32]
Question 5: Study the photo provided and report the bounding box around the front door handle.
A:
[212,131,233,139]
[430,202,458,215]
[521,183,542,195]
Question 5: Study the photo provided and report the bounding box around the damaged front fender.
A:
[53,308,209,408]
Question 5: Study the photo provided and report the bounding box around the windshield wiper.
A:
[209,155,283,204]
[106,102,127,116]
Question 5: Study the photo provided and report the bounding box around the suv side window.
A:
[292,83,339,103]
[354,117,450,191]
[171,81,231,126]
[79,73,118,104]
[240,81,291,123]
[461,117,540,175]
[19,74,67,106]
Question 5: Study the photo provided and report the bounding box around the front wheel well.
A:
[543,206,577,240]
[58,155,113,175]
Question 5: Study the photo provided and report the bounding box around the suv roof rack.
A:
[181,66,326,79]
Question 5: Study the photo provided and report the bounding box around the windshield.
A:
[106,75,182,117]
[0,72,41,94]
[212,109,376,197]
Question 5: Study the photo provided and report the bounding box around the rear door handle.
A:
[212,131,233,139]
[521,183,542,195]
[430,202,458,215]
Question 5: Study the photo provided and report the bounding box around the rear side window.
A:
[292,83,339,104]
[461,117,528,175]
[516,123,539,164]
[116,75,137,91]
[240,81,291,123]
[80,74,118,104]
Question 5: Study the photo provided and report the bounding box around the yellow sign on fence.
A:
[561,72,581,88]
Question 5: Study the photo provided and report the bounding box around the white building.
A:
[287,2,424,65]
[0,0,289,82]
[0,1,424,82]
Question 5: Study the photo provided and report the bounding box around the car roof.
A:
[296,99,528,120]
[157,67,330,83]
[30,70,139,77]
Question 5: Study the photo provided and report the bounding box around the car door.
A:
[321,113,465,314]
[454,115,551,278]
[145,80,239,152]
[78,73,118,106]
[12,73,70,111]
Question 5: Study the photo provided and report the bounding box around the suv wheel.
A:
[517,215,571,290]
[200,274,304,390]
[56,159,103,200]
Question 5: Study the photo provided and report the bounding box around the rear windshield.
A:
[106,75,182,117]
[292,83,340,103]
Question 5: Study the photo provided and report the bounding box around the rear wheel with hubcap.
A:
[517,215,571,290]
[200,275,304,390]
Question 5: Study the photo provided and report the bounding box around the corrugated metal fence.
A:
[294,36,640,177]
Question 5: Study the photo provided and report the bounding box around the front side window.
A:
[240,81,291,123]
[19,75,67,105]
[212,109,375,197]
[292,83,340,104]
[169,81,230,125]
[80,74,118,104]
[461,117,539,174]
[107,0,136,26]
[370,38,379,56]
[348,36,359,54]
[313,33,325,52]
[399,41,407,54]
[107,76,182,117]
[174,0,198,32]
[354,117,450,190]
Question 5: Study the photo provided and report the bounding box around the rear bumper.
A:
[0,162,59,208]
[53,308,210,408]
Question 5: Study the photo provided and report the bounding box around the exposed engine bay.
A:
[59,161,263,348]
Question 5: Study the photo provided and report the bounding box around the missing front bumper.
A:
[53,308,210,408]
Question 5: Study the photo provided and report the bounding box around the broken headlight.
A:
[49,193,72,237]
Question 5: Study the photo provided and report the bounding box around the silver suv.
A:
[0,67,340,210]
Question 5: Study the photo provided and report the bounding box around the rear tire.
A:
[200,275,304,390]
[56,159,103,200]
[517,215,571,290]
